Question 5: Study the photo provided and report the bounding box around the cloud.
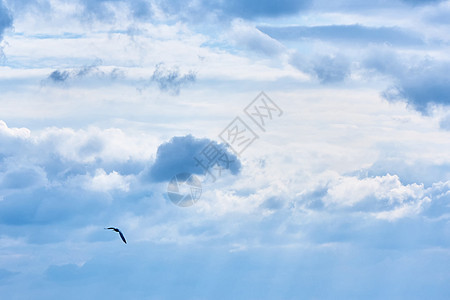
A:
[294,173,439,221]
[365,158,450,186]
[259,24,424,46]
[0,120,30,139]
[146,63,196,95]
[0,0,12,49]
[44,60,124,85]
[311,54,350,83]
[290,52,350,83]
[440,113,450,130]
[423,1,450,24]
[383,63,450,112]
[363,47,450,112]
[0,122,245,229]
[6,0,310,26]
[85,169,131,192]
[48,70,69,82]
[149,134,241,182]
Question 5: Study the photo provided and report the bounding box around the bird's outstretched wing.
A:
[118,230,127,244]
[106,227,116,230]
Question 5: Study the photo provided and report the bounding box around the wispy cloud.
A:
[0,1,12,41]
[143,63,196,95]
[259,24,424,46]
[44,60,124,85]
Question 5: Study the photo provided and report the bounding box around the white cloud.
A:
[229,20,286,57]
[0,120,30,139]
[372,196,431,221]
[325,174,426,207]
[85,169,131,192]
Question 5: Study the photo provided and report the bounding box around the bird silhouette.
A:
[105,227,127,244]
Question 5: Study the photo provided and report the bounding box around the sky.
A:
[0,0,450,299]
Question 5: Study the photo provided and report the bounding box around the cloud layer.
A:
[1,0,450,298]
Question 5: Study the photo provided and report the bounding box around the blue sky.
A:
[0,0,450,299]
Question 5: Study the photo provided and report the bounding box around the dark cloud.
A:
[48,70,70,83]
[383,65,450,112]
[148,63,196,95]
[259,24,424,46]
[45,60,123,85]
[129,0,152,20]
[149,134,241,182]
[440,114,450,131]
[231,22,285,57]
[311,55,350,83]
[310,0,446,13]
[363,48,450,113]
[360,157,450,187]
[0,0,13,41]
[4,0,51,13]
[5,0,151,26]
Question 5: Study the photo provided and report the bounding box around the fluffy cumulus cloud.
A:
[0,121,147,228]
[361,47,450,112]
[298,173,441,221]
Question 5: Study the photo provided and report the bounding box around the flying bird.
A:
[105,227,127,244]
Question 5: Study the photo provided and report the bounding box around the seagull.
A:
[104,227,127,244]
